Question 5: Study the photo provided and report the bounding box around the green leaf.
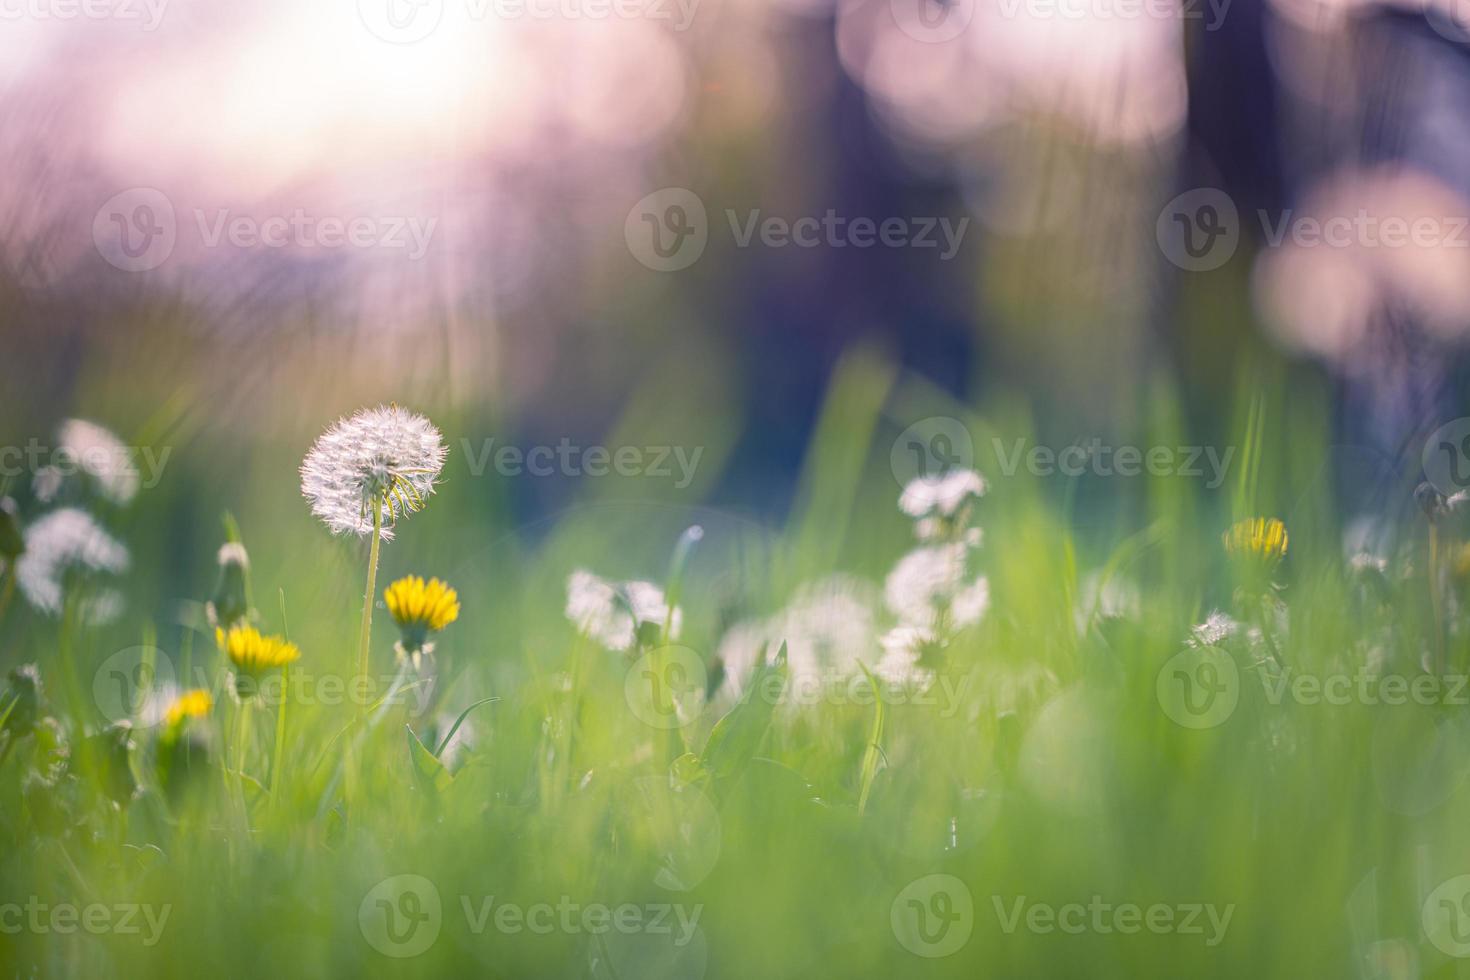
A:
[407,725,454,793]
[669,752,710,790]
[702,641,787,798]
[435,696,500,758]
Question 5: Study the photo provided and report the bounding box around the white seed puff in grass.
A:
[15,508,129,623]
[716,576,880,705]
[899,468,987,519]
[299,404,447,540]
[57,419,140,506]
[884,542,989,631]
[565,570,681,652]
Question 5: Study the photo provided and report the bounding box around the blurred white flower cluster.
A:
[708,467,991,711]
[565,570,682,653]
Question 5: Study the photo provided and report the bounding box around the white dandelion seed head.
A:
[713,620,770,699]
[875,625,938,691]
[899,469,987,519]
[300,404,447,539]
[565,570,681,651]
[15,508,130,623]
[1189,610,1240,648]
[885,543,988,630]
[780,576,880,687]
[715,576,880,704]
[58,419,140,506]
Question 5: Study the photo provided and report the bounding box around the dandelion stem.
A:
[235,702,253,835]
[270,664,289,809]
[355,498,384,690]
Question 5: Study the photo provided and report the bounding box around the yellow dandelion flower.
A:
[164,688,213,728]
[383,575,460,667]
[1223,517,1289,567]
[217,624,301,695]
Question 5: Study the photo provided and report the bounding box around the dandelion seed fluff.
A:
[300,405,447,540]
[16,508,130,622]
[565,570,681,651]
[899,469,987,518]
[58,419,140,506]
[950,577,991,629]
[1189,610,1240,648]
[716,577,880,703]
[885,543,988,629]
[875,625,937,691]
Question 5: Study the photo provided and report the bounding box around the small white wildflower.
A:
[58,420,140,506]
[15,508,130,623]
[300,404,447,540]
[565,570,681,651]
[1189,610,1240,648]
[899,469,987,519]
[885,543,988,630]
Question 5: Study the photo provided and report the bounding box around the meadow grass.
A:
[0,353,1465,979]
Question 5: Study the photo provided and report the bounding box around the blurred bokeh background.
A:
[2,0,1469,588]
